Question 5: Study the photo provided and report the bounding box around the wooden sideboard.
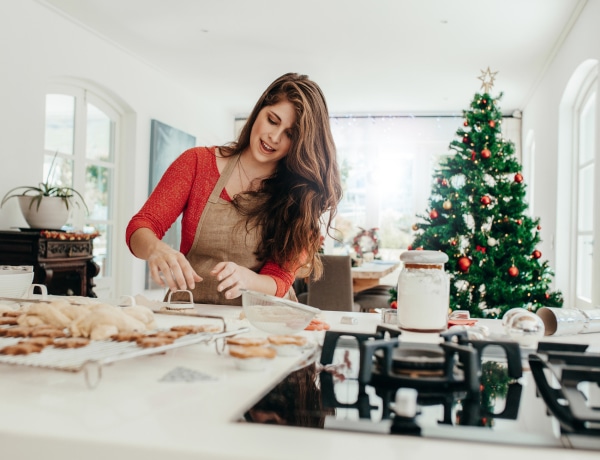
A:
[0,230,99,297]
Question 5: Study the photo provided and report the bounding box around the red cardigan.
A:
[126,147,294,297]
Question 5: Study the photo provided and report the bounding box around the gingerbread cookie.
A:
[53,337,90,349]
[0,342,44,355]
[2,326,35,338]
[148,330,186,340]
[0,317,19,326]
[20,337,55,347]
[2,310,23,318]
[29,327,68,338]
[170,324,221,334]
[135,336,174,348]
[226,336,268,347]
[110,331,146,342]
[267,335,308,347]
[228,345,276,360]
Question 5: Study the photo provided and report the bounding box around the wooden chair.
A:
[303,255,361,312]
[353,284,395,312]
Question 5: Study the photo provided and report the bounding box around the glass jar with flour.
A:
[397,250,450,333]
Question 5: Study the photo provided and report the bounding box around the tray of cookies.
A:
[0,298,249,388]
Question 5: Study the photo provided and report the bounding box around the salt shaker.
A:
[397,250,450,333]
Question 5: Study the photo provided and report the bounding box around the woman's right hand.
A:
[130,228,202,291]
[147,245,203,291]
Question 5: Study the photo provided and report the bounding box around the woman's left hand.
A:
[210,261,255,299]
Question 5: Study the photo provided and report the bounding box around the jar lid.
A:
[400,250,448,264]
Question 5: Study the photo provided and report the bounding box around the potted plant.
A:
[1,153,89,230]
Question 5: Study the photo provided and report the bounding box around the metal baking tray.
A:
[0,325,249,388]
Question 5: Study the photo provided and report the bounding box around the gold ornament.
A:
[443,200,452,210]
[412,224,419,231]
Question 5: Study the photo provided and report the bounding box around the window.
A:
[330,115,520,258]
[44,85,120,298]
[574,79,596,308]
[557,60,598,309]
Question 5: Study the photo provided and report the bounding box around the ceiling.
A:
[39,0,586,116]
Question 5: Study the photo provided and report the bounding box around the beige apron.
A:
[168,155,295,306]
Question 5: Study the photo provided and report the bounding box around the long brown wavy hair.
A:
[220,73,342,279]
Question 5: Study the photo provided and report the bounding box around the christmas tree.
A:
[408,68,563,319]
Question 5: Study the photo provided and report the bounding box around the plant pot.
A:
[17,195,70,230]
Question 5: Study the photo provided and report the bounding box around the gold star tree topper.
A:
[478,67,498,93]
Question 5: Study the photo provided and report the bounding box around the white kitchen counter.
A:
[1,304,599,460]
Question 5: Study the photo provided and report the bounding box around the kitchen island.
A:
[1,303,599,460]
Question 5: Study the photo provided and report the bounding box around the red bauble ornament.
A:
[545,293,550,300]
[489,120,496,128]
[508,266,519,277]
[430,209,439,219]
[441,178,448,187]
[471,150,476,161]
[457,257,471,273]
[462,136,469,144]
[481,148,491,159]
[532,250,542,259]
[480,195,491,206]
[516,219,522,225]
[450,240,457,246]
[537,225,542,231]
[463,120,468,127]
[514,173,523,183]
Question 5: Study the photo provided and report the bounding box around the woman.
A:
[126,73,342,305]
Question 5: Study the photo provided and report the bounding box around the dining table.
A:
[351,260,400,292]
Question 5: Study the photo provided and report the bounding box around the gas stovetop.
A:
[242,326,600,451]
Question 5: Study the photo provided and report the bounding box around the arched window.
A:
[44,82,123,298]
[557,60,598,309]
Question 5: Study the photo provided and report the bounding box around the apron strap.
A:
[208,154,239,204]
[190,154,240,254]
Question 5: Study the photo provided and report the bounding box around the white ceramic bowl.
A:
[241,289,320,334]
[0,269,34,299]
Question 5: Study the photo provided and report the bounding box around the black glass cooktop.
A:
[241,329,600,451]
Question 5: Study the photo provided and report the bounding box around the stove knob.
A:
[394,388,418,418]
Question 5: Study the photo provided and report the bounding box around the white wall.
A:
[521,0,600,292]
[0,0,234,298]
[1,0,596,299]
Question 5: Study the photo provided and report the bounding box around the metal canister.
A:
[397,250,450,333]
